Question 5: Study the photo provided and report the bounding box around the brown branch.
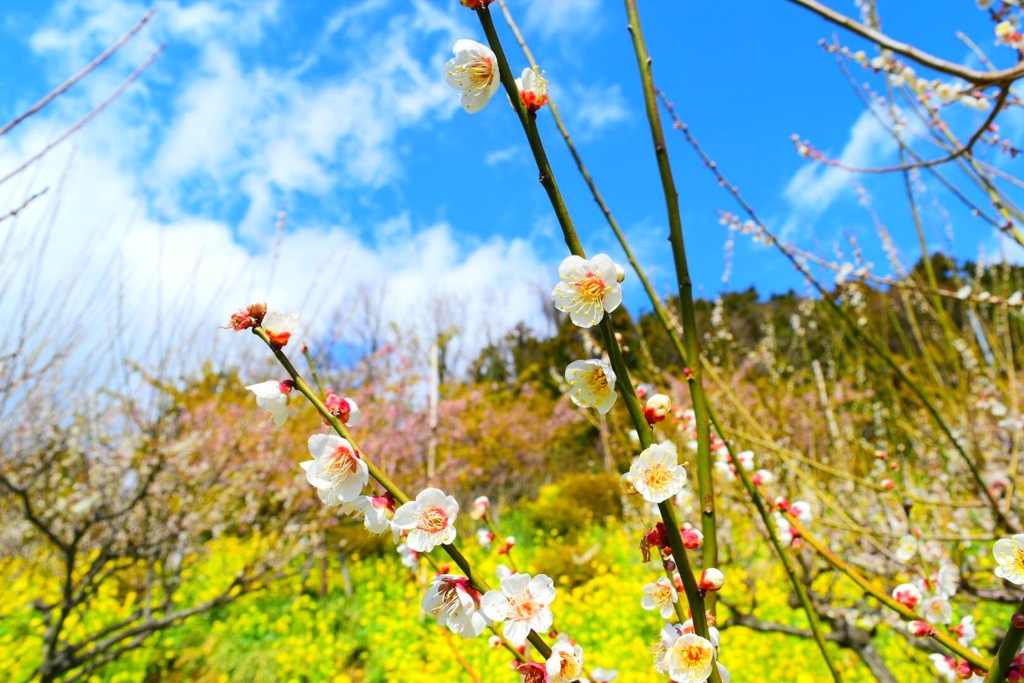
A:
[786,0,1024,86]
[0,8,157,138]
[0,43,165,188]
[809,87,1010,174]
[0,188,49,225]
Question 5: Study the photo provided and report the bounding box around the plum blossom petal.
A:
[565,359,617,414]
[546,640,584,682]
[623,442,687,503]
[667,633,715,683]
[994,535,1024,585]
[445,40,500,113]
[301,434,368,506]
[480,573,556,646]
[245,380,290,426]
[422,574,487,638]
[391,488,459,552]
[551,254,623,328]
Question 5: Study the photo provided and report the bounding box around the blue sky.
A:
[0,0,1021,374]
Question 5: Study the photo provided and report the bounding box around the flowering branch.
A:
[621,0,721,615]
[786,0,1024,87]
[249,326,556,659]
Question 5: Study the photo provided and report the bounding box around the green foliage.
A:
[522,472,624,537]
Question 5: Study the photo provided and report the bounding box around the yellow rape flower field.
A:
[0,525,964,682]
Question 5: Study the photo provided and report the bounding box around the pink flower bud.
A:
[908,620,935,637]
[459,0,494,8]
[1012,612,1024,630]
[699,568,725,592]
[516,661,547,683]
[225,302,267,331]
[682,527,704,550]
[774,496,790,511]
[470,495,490,520]
[880,478,895,490]
[644,394,672,425]
[956,661,974,679]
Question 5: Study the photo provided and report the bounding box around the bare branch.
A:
[786,0,1024,86]
[0,8,156,138]
[0,44,165,188]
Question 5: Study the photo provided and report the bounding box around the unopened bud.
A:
[1012,612,1024,630]
[880,478,895,490]
[908,620,935,637]
[681,527,704,550]
[645,394,672,425]
[699,568,725,592]
[615,263,626,283]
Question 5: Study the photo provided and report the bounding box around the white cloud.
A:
[484,146,521,166]
[522,0,603,40]
[0,0,552,393]
[784,110,895,216]
[557,81,630,141]
[777,109,900,240]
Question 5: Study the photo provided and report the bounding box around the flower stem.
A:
[620,0,720,608]
[251,327,553,658]
[981,597,1024,683]
[791,516,988,671]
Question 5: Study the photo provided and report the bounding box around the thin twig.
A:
[0,44,165,188]
[786,0,1024,86]
[0,8,157,139]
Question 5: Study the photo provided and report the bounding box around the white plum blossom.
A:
[444,40,500,113]
[993,535,1024,585]
[565,359,617,414]
[551,254,623,328]
[623,442,687,503]
[735,450,755,471]
[929,653,957,682]
[895,534,918,564]
[641,577,678,619]
[546,640,584,682]
[346,495,392,535]
[398,543,420,570]
[245,380,291,426]
[514,66,549,113]
[422,574,488,638]
[773,512,795,546]
[480,572,556,646]
[788,501,813,525]
[892,582,922,609]
[261,311,299,347]
[667,633,716,683]
[952,615,976,646]
[921,596,953,625]
[936,564,960,598]
[301,434,369,506]
[469,495,490,520]
[391,488,460,552]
